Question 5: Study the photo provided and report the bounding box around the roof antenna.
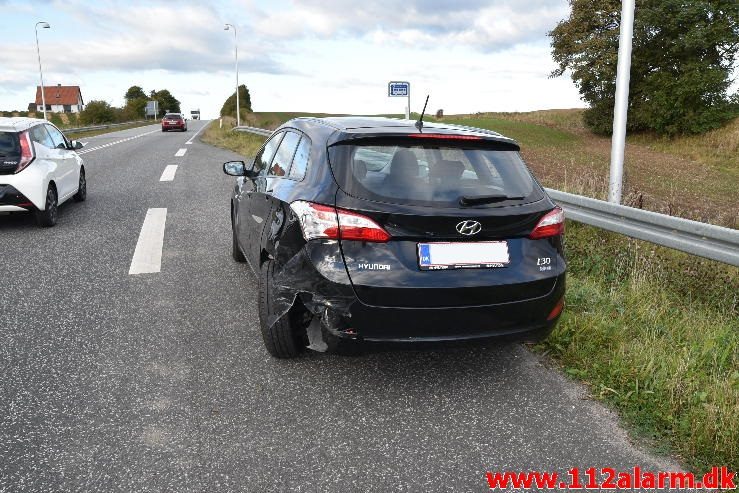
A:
[415,95,429,131]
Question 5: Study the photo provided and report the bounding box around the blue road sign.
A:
[388,81,410,97]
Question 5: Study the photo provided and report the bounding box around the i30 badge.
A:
[456,220,482,236]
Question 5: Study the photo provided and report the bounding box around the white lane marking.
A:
[129,208,167,275]
[159,165,178,182]
[78,129,159,155]
[175,148,187,157]
[185,121,209,144]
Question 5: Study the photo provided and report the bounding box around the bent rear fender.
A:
[264,215,357,346]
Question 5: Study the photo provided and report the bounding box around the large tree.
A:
[220,84,253,119]
[79,100,116,124]
[124,85,147,102]
[550,0,739,135]
[150,89,181,115]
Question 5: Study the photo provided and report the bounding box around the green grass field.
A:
[201,110,738,471]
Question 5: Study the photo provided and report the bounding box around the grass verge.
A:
[201,117,266,157]
[539,222,738,472]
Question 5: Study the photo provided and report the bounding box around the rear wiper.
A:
[459,194,524,206]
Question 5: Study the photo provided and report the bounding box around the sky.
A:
[0,0,590,119]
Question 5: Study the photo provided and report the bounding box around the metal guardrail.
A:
[233,125,272,137]
[231,125,739,266]
[547,189,739,266]
[62,121,149,134]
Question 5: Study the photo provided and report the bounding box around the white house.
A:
[35,84,84,113]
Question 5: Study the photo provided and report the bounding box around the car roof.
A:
[279,116,519,148]
[0,117,47,133]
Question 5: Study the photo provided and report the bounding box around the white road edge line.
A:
[185,121,209,144]
[175,148,187,157]
[129,208,167,275]
[159,165,178,182]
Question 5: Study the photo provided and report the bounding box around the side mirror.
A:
[67,140,83,150]
[223,160,246,176]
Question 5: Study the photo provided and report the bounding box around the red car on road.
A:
[161,113,187,132]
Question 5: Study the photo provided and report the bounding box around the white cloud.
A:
[0,0,585,117]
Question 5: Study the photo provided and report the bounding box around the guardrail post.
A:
[608,0,635,204]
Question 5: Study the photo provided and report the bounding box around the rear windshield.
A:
[0,132,19,157]
[165,114,181,119]
[328,140,541,208]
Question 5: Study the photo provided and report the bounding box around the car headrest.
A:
[432,160,465,180]
[389,149,419,179]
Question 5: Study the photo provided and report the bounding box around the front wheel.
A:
[35,185,58,227]
[73,168,86,202]
[258,260,305,358]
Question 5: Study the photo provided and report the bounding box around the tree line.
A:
[78,86,182,125]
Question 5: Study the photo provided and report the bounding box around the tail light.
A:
[529,206,565,239]
[16,131,35,173]
[290,201,391,243]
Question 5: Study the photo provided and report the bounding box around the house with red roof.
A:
[35,84,84,113]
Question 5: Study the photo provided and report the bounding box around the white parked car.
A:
[0,117,86,227]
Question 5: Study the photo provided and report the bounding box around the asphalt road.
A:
[0,121,678,492]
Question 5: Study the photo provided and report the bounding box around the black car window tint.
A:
[0,132,18,155]
[269,131,300,177]
[45,124,66,149]
[288,137,311,181]
[30,124,54,149]
[254,132,284,173]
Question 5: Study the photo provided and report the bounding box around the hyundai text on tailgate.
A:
[223,117,566,358]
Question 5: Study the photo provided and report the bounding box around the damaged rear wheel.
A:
[258,259,306,358]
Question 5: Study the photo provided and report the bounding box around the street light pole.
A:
[35,21,51,120]
[224,23,240,127]
[608,0,635,204]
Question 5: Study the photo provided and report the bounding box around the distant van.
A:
[190,110,200,120]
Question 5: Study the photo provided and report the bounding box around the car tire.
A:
[258,259,304,358]
[231,217,246,263]
[73,168,86,202]
[35,185,58,227]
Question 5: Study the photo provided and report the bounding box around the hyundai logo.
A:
[456,220,482,236]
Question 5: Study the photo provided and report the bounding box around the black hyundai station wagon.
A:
[223,117,565,358]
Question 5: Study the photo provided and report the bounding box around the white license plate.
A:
[418,241,509,270]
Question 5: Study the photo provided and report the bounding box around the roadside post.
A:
[388,81,411,120]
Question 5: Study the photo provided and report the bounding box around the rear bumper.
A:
[275,242,565,349]
[0,184,35,211]
[339,274,565,343]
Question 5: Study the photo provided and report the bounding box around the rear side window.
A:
[30,125,54,149]
[329,141,540,208]
[289,137,310,180]
[269,131,300,177]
